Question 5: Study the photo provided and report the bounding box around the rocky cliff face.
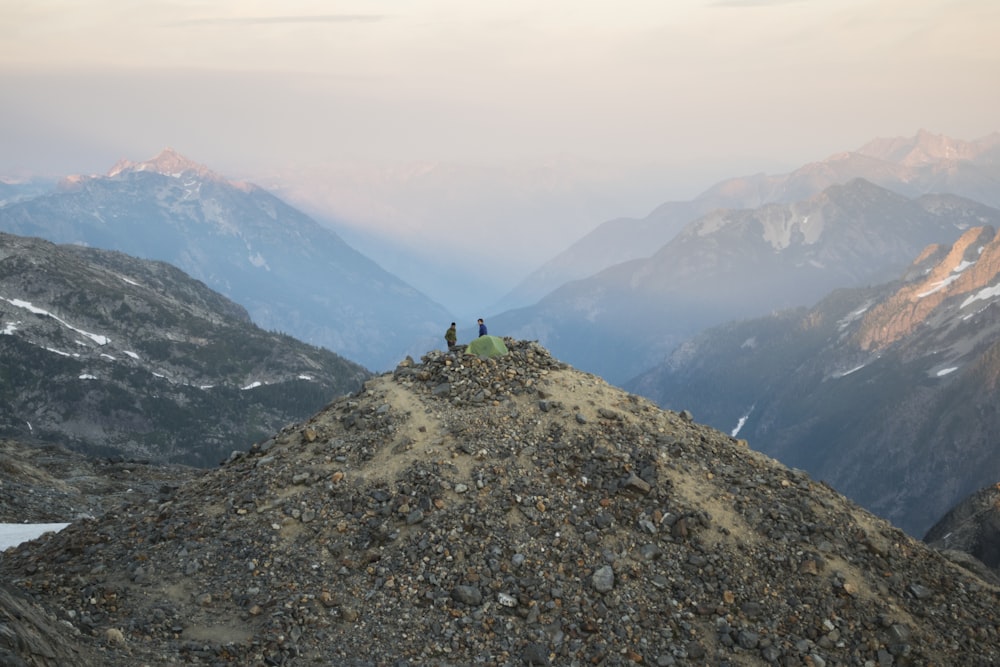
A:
[2,341,1000,665]
[857,225,1000,350]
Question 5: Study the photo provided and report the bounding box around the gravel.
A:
[2,339,1000,666]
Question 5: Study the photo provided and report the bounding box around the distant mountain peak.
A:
[108,147,226,181]
[855,129,989,167]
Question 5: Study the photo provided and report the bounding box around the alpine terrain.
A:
[0,149,452,371]
[629,224,1000,538]
[492,179,1000,383]
[0,231,369,466]
[497,130,1000,312]
[2,341,1000,665]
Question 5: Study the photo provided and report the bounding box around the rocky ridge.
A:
[856,225,1000,350]
[3,340,1000,666]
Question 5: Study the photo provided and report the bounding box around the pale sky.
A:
[1,0,998,316]
[0,523,69,551]
[2,0,997,177]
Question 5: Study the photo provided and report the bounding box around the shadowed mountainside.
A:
[0,231,369,466]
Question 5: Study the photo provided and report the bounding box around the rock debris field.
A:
[2,339,1000,666]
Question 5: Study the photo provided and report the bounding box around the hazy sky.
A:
[1,0,998,316]
[2,0,997,178]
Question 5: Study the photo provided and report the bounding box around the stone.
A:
[592,565,615,593]
[451,585,483,605]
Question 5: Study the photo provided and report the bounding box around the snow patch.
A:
[834,364,866,378]
[837,304,871,330]
[917,274,960,297]
[936,367,958,377]
[1,296,110,345]
[961,283,1000,309]
[918,259,976,298]
[731,406,754,437]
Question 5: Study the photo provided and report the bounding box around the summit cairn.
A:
[2,340,1000,665]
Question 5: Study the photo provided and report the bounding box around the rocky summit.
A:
[2,340,1000,666]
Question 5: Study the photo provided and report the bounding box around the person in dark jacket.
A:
[477,318,488,337]
[445,322,457,348]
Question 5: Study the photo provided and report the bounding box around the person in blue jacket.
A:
[477,318,488,337]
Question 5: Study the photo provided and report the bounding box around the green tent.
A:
[465,335,508,358]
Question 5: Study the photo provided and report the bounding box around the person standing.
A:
[477,318,488,337]
[445,322,457,348]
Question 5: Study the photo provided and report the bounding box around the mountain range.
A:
[493,178,1000,383]
[627,224,1000,537]
[4,131,1000,663]
[0,149,451,372]
[3,131,1000,534]
[497,129,1000,312]
[0,231,369,466]
[4,132,998,388]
